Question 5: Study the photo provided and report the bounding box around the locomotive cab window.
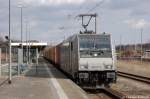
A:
[79,35,112,58]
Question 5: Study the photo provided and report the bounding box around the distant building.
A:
[116,43,150,58]
[142,50,150,60]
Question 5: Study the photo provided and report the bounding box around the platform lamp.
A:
[7,0,12,84]
[18,2,25,65]
[5,35,12,84]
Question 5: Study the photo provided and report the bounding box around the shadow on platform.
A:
[24,64,67,79]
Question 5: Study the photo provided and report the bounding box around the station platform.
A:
[0,58,89,99]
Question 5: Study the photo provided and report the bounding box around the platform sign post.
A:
[18,49,23,75]
[36,48,39,65]
[0,48,1,76]
[36,48,38,74]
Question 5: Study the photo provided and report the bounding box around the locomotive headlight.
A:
[94,53,98,57]
[80,65,88,69]
[105,65,112,69]
[108,65,112,69]
[81,66,85,69]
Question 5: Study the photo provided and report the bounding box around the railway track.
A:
[86,87,127,99]
[117,71,150,84]
[102,87,126,99]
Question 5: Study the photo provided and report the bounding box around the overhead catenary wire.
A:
[58,0,105,35]
[73,0,105,19]
[87,0,104,13]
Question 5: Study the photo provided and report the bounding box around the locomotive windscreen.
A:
[79,35,112,58]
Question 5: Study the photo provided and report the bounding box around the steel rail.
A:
[117,71,150,84]
[102,87,127,99]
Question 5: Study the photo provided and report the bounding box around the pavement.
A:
[0,58,89,99]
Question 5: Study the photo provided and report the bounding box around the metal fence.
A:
[0,47,18,77]
[0,47,39,77]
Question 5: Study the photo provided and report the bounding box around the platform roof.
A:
[11,42,47,47]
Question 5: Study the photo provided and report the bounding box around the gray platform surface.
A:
[0,58,89,99]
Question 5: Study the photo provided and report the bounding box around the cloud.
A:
[23,0,86,6]
[104,0,138,10]
[1,0,150,44]
[124,19,150,29]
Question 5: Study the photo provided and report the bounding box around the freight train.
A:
[43,14,117,89]
[43,33,116,88]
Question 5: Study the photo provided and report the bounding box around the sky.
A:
[0,0,150,45]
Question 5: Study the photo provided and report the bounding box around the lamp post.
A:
[28,24,31,64]
[8,0,12,84]
[119,35,122,58]
[18,5,23,49]
[18,3,24,65]
[140,28,143,62]
[25,19,28,64]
